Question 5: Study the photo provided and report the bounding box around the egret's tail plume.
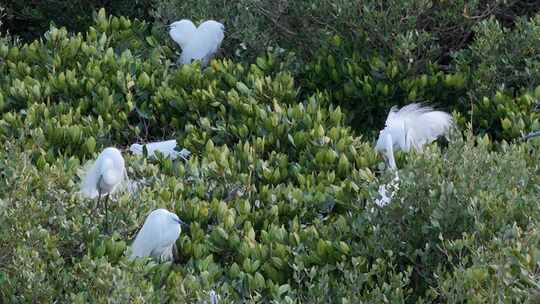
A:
[524,130,540,140]
[80,160,100,199]
[388,103,453,151]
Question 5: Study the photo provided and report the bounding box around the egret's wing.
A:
[385,103,452,151]
[130,210,168,259]
[384,105,400,128]
[145,140,177,158]
[384,103,426,128]
[80,160,100,199]
[131,140,190,160]
[152,244,175,262]
[404,109,452,151]
[113,167,130,195]
[198,20,224,52]
[130,209,181,260]
[169,20,197,49]
[180,37,214,65]
[180,22,224,66]
[177,148,192,161]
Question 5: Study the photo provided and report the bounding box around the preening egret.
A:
[375,103,452,170]
[169,19,225,67]
[80,147,127,233]
[130,208,188,262]
[129,140,191,161]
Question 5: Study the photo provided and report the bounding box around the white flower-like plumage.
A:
[169,19,225,67]
[375,103,452,170]
[129,139,191,160]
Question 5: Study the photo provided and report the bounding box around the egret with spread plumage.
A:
[169,19,225,67]
[80,147,128,233]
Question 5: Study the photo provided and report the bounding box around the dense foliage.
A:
[1,0,153,41]
[151,0,540,63]
[0,7,539,303]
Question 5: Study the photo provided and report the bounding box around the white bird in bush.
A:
[168,19,197,50]
[130,208,188,262]
[524,130,540,140]
[209,290,219,304]
[80,147,128,233]
[129,139,191,161]
[375,103,453,170]
[169,19,225,67]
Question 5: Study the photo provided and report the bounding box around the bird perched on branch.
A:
[169,19,225,67]
[130,208,188,262]
[129,139,191,161]
[80,147,128,233]
[375,103,453,170]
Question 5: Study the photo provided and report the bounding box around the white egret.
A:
[80,147,127,233]
[524,130,540,140]
[130,208,188,262]
[169,19,225,67]
[375,103,452,170]
[168,19,197,49]
[209,290,218,304]
[129,139,191,161]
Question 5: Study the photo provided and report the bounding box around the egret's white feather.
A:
[129,140,191,160]
[169,19,197,49]
[209,290,219,304]
[130,209,183,262]
[169,19,224,66]
[375,171,400,207]
[80,147,127,199]
[375,103,452,169]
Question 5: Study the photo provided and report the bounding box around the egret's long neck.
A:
[384,133,397,170]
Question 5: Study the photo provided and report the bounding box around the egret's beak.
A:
[175,218,189,228]
[524,130,540,140]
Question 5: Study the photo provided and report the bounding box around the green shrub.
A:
[150,1,540,141]
[471,88,540,139]
[151,0,540,64]
[434,225,540,303]
[1,0,153,41]
[300,35,467,134]
[453,15,540,99]
[1,9,540,303]
[300,15,540,140]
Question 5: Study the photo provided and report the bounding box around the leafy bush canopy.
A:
[0,7,540,304]
[1,0,153,41]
